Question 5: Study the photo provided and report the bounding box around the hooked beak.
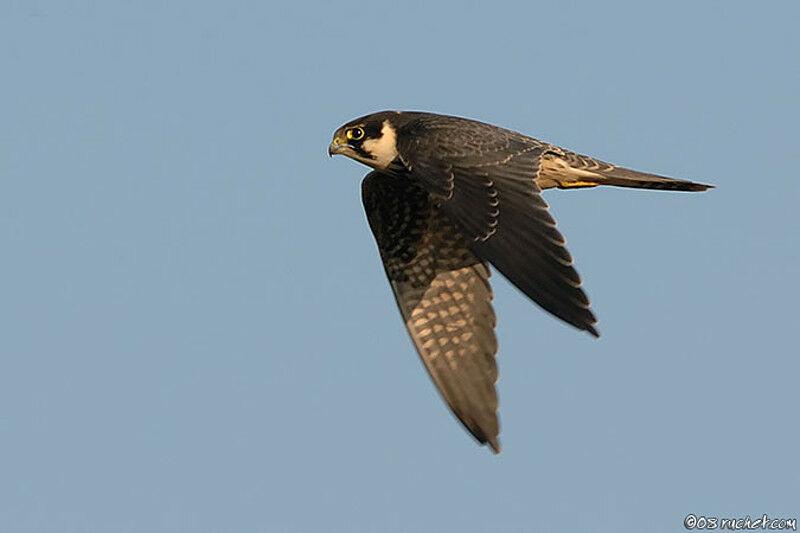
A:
[328,132,349,157]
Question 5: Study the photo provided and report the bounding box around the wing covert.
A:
[395,115,599,336]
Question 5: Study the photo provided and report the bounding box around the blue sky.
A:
[2,1,798,532]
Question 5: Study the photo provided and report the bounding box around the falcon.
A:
[328,111,712,453]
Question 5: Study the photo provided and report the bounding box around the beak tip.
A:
[328,143,345,157]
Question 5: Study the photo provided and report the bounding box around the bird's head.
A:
[328,111,404,170]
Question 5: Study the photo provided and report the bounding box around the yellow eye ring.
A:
[346,127,364,141]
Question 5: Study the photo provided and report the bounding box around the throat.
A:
[362,120,399,169]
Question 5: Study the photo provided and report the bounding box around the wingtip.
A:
[488,438,502,454]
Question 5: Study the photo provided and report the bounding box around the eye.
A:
[346,127,364,141]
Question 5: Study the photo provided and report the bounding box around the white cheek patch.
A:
[362,120,399,169]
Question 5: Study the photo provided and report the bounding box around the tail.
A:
[584,166,713,192]
[540,151,714,192]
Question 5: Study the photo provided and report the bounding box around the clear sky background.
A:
[2,1,798,532]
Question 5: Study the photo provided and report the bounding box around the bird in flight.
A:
[328,111,712,453]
